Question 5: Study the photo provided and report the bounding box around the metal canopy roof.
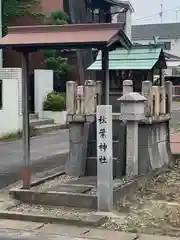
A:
[106,0,134,12]
[88,46,166,70]
[0,23,132,50]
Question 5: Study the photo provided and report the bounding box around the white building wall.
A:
[0,68,22,136]
[34,69,53,118]
[0,68,54,137]
[133,38,180,57]
[133,38,180,76]
[111,6,133,41]
[124,9,132,41]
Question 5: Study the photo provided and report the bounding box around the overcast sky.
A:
[131,0,180,25]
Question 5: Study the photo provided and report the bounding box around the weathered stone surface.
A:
[96,105,113,212]
[65,123,85,177]
[49,185,92,194]
[123,79,133,95]
[68,176,96,186]
[0,220,43,231]
[84,229,136,240]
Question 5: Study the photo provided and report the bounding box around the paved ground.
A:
[0,129,69,188]
[170,132,180,153]
[170,102,180,130]
[170,102,180,153]
[0,220,177,239]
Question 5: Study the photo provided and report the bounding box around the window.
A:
[158,41,171,50]
[0,80,2,109]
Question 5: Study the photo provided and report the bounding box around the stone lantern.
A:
[118,92,146,178]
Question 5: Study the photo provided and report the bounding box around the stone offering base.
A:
[5,167,172,226]
[10,169,172,209]
[9,175,122,210]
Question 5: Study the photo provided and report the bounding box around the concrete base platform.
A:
[9,174,122,209]
[0,209,106,227]
[9,165,172,213]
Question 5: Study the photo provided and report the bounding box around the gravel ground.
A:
[102,163,180,237]
[10,203,94,219]
[31,174,127,195]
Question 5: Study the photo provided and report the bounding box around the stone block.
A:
[66,81,76,114]
[123,79,133,95]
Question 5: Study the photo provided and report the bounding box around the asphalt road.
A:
[0,129,69,189]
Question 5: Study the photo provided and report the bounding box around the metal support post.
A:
[21,51,30,189]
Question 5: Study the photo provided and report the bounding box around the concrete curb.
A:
[30,171,65,188]
[0,211,106,227]
[10,189,97,209]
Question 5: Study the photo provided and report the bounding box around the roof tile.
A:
[132,23,180,41]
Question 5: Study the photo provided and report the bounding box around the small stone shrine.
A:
[65,76,173,179]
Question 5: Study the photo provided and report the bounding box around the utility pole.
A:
[176,10,180,21]
[160,4,163,23]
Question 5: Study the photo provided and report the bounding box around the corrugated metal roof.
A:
[0,23,132,50]
[88,47,165,70]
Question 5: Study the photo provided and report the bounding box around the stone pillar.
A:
[160,86,166,115]
[65,122,85,177]
[119,93,146,178]
[84,80,96,115]
[151,86,160,119]
[66,81,76,115]
[66,79,97,177]
[76,85,84,115]
[96,81,102,105]
[142,81,152,117]
[123,80,133,95]
[97,105,113,211]
[66,82,86,177]
[165,81,172,114]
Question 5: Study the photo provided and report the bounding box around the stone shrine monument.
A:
[65,78,173,179]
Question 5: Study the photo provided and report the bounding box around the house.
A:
[132,23,180,77]
[132,23,180,57]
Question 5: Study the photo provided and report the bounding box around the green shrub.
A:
[43,91,66,112]
[0,127,36,142]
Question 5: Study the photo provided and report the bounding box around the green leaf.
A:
[43,91,66,111]
[3,0,45,36]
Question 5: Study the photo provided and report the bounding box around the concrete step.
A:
[30,113,38,120]
[30,118,54,127]
[34,123,64,134]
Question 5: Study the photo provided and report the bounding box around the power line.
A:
[133,4,180,23]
